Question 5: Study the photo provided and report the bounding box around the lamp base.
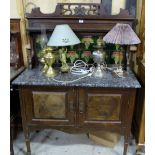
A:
[113,66,126,78]
[92,64,106,78]
[45,66,57,78]
[60,63,70,73]
[41,64,48,73]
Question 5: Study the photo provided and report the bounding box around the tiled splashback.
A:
[35,34,124,65]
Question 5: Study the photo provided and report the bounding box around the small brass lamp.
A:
[43,47,57,78]
[38,48,48,73]
[47,24,80,72]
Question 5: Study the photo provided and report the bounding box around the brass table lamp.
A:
[38,48,48,73]
[43,47,57,78]
[47,24,80,73]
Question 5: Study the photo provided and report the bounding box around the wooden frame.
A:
[10,19,24,68]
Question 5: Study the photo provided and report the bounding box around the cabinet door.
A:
[20,87,75,126]
[78,88,127,126]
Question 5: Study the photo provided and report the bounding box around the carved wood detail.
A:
[33,91,66,119]
[26,3,132,18]
[58,3,104,16]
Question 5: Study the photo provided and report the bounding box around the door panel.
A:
[33,92,66,119]
[87,94,121,121]
[78,88,125,126]
[21,87,75,126]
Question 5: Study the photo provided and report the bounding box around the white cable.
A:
[49,72,93,84]
[48,60,95,84]
[48,60,125,84]
[70,60,95,75]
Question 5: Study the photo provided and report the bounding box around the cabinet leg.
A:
[23,127,31,153]
[123,142,128,155]
[10,125,14,155]
[123,129,130,155]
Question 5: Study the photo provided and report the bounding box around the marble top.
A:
[12,67,141,88]
[10,66,25,81]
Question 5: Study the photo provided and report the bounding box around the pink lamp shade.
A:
[103,23,141,45]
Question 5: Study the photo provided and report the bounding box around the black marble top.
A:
[12,67,141,88]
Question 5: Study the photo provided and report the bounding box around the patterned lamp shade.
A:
[47,24,80,47]
[103,23,141,45]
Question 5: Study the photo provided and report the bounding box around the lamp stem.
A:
[123,46,127,70]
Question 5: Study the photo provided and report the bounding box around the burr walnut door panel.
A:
[33,92,66,119]
[20,87,75,126]
[78,88,126,126]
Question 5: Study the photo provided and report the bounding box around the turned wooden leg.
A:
[19,93,31,154]
[23,127,31,153]
[123,136,128,155]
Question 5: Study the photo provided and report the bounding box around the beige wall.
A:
[10,0,20,18]
[25,0,126,15]
[25,0,57,13]
[10,0,102,17]
[10,0,127,18]
[25,0,101,13]
[112,0,126,15]
[11,0,131,19]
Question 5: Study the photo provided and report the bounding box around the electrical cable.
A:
[49,60,125,84]
[70,60,95,75]
[49,72,93,84]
